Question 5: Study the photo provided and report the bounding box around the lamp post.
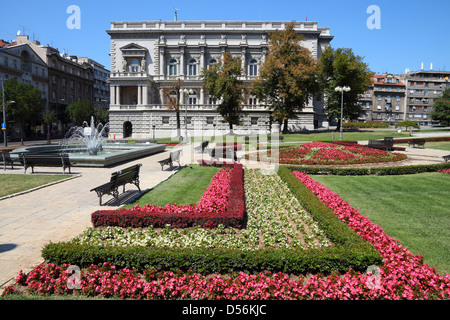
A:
[1,77,15,147]
[179,88,193,143]
[334,86,351,141]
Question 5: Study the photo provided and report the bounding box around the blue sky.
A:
[1,0,449,74]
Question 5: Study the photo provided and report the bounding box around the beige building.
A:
[359,74,406,125]
[106,20,333,139]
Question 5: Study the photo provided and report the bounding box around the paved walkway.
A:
[0,136,449,294]
[0,148,177,292]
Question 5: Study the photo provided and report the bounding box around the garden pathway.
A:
[0,148,177,292]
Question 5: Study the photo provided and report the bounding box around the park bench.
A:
[194,140,209,154]
[408,139,426,148]
[158,149,182,170]
[443,155,450,163]
[367,138,394,151]
[1,151,15,170]
[210,147,239,162]
[19,153,73,174]
[90,163,142,206]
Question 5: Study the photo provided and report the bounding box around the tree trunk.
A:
[229,122,234,135]
[282,119,289,134]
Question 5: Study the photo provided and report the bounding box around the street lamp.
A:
[179,88,193,143]
[334,86,351,141]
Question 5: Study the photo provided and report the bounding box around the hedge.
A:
[91,164,246,229]
[41,167,381,275]
[285,162,450,176]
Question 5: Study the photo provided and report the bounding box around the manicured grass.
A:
[419,141,450,151]
[0,174,71,198]
[124,165,220,208]
[310,172,450,275]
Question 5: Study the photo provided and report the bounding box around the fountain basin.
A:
[10,143,166,167]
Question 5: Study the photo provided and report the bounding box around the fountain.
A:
[10,117,166,167]
[63,116,109,156]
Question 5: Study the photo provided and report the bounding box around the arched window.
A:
[188,59,197,76]
[169,59,177,76]
[131,59,140,73]
[208,59,217,69]
[249,59,258,76]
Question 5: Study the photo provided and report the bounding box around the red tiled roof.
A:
[371,74,405,86]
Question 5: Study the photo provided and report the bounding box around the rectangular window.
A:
[188,97,197,105]
[366,102,370,109]
[206,117,214,125]
[251,117,258,125]
[162,116,170,124]
[186,116,192,125]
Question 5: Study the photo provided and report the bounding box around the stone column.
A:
[137,85,142,105]
[143,85,148,105]
[180,48,185,76]
[116,86,121,105]
[110,86,116,105]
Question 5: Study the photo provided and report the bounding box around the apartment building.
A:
[359,74,406,125]
[400,70,450,125]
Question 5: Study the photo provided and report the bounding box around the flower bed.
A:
[290,170,450,299]
[91,164,245,229]
[256,142,406,165]
[439,169,450,175]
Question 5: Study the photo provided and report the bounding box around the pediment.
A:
[120,43,148,51]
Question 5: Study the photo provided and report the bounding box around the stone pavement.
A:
[0,148,177,292]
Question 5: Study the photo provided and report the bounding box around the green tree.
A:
[252,21,322,133]
[42,109,57,144]
[431,87,450,126]
[2,78,44,144]
[201,52,245,134]
[395,120,420,132]
[320,47,374,131]
[94,106,109,125]
[66,99,94,125]
[163,79,184,139]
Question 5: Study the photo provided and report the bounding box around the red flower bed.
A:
[291,171,450,299]
[276,142,406,165]
[439,169,450,175]
[91,164,245,229]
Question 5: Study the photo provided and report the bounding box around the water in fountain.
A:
[63,116,110,155]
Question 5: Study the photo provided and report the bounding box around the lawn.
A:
[123,164,220,208]
[417,141,450,151]
[0,174,71,198]
[310,172,450,275]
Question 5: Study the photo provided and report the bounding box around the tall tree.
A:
[252,21,322,133]
[320,46,374,131]
[42,109,57,144]
[2,78,44,144]
[162,79,184,138]
[431,87,450,126]
[66,99,95,125]
[201,52,245,134]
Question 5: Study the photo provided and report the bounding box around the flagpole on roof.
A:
[174,8,178,21]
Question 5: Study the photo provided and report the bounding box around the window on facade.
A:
[395,105,400,111]
[377,105,381,110]
[162,116,170,124]
[3,56,8,66]
[376,113,381,119]
[249,59,258,76]
[208,59,217,69]
[396,96,400,101]
[188,59,197,76]
[377,95,381,101]
[208,97,217,105]
[130,59,140,73]
[206,117,214,125]
[251,117,258,125]
[169,59,177,76]
[366,102,370,109]
[249,96,258,105]
[186,117,192,125]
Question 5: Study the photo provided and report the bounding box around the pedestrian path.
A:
[0,149,176,291]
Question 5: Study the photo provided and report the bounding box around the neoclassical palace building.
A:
[106,20,333,139]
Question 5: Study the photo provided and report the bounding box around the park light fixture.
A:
[335,86,351,141]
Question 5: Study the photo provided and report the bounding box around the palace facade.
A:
[106,20,333,139]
